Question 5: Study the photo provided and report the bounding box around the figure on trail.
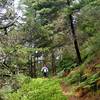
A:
[41,64,48,77]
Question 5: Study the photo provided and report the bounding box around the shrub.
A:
[6,78,67,100]
[63,71,82,85]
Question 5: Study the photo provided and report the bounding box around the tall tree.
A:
[67,0,82,64]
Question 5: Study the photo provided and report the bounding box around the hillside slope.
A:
[61,53,100,100]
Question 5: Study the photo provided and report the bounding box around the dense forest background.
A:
[0,0,100,100]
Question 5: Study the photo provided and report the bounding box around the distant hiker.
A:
[41,64,48,77]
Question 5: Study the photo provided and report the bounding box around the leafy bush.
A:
[79,72,100,87]
[15,74,31,85]
[63,71,82,85]
[6,78,67,100]
[58,50,76,72]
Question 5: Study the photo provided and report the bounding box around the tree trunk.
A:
[33,56,37,78]
[51,50,56,76]
[67,0,82,64]
[69,14,82,64]
[30,55,36,78]
[30,55,33,77]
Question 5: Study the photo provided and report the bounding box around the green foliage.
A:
[81,37,95,61]
[58,49,76,71]
[15,74,31,85]
[81,32,100,63]
[78,0,100,37]
[0,74,29,100]
[95,64,100,68]
[63,71,82,85]
[94,33,100,51]
[6,78,67,100]
[78,72,100,90]
[23,0,71,49]
[56,70,64,78]
[0,0,100,99]
[62,70,100,95]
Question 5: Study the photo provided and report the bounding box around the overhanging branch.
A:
[0,17,19,35]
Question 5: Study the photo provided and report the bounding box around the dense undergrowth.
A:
[62,51,100,98]
[0,75,67,100]
[59,30,100,98]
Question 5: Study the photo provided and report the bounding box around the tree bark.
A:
[30,55,36,78]
[67,0,82,64]
[0,17,19,35]
[69,14,82,64]
[51,50,56,76]
[33,56,37,78]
